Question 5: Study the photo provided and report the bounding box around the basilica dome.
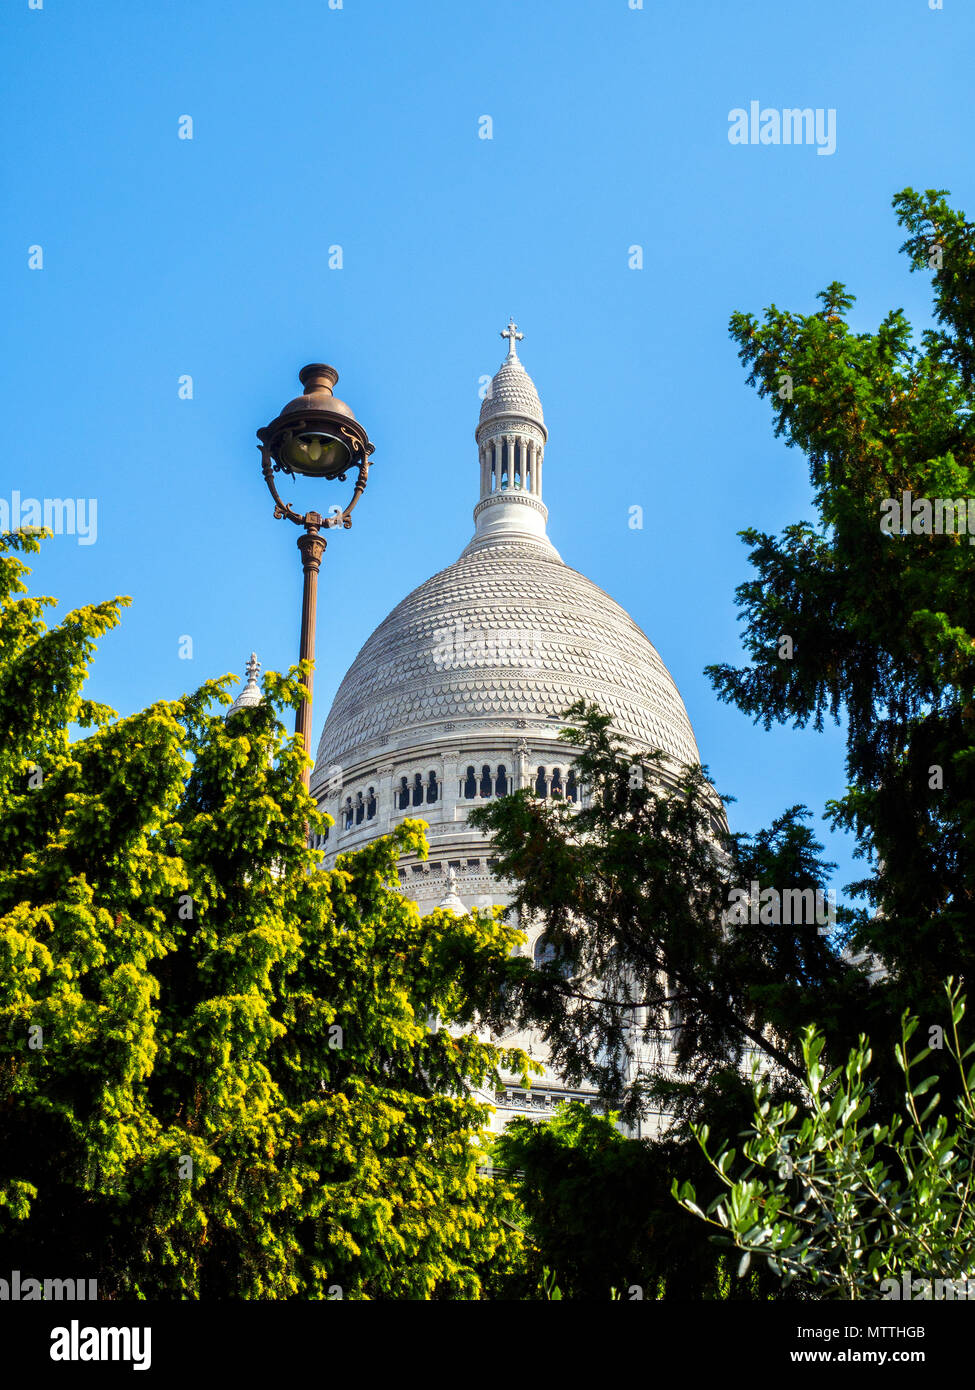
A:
[315,534,699,773]
[309,322,700,1132]
[312,318,699,795]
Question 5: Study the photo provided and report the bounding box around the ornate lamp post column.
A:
[257,364,375,790]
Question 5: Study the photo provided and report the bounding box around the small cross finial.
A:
[500,318,523,357]
[245,651,261,683]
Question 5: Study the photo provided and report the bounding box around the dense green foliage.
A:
[0,530,532,1299]
[470,703,869,1129]
[492,1100,778,1301]
[676,983,975,1298]
[710,187,975,1013]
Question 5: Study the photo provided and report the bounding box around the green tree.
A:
[469,701,869,1130]
[675,982,975,1300]
[0,530,532,1299]
[491,1100,776,1300]
[709,187,975,1012]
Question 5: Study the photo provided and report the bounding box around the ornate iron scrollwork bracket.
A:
[259,440,372,531]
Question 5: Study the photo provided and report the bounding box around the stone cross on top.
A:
[500,318,523,358]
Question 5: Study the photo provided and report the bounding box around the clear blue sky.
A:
[3,0,971,904]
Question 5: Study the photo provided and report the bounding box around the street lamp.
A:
[258,362,375,790]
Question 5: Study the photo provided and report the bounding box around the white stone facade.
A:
[310,324,700,1133]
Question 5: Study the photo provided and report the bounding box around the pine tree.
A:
[468,700,871,1130]
[709,187,975,1015]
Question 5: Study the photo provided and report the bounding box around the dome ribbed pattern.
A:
[314,538,699,772]
[477,357,544,430]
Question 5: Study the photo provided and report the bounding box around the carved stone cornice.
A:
[476,418,546,447]
[472,491,547,519]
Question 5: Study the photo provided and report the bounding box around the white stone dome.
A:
[477,318,546,435]
[477,356,545,431]
[314,533,699,776]
[309,325,700,1135]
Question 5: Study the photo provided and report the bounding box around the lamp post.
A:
[258,363,375,791]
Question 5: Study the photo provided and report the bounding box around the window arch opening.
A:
[533,933,573,979]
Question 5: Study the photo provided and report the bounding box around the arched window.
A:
[480,764,493,797]
[426,771,439,804]
[344,797,354,830]
[551,767,564,798]
[412,772,424,807]
[567,769,578,803]
[355,791,364,824]
[496,764,508,796]
[534,936,557,967]
[463,765,477,799]
[534,934,572,978]
[398,776,410,811]
[366,787,376,820]
[500,441,509,490]
[535,766,547,797]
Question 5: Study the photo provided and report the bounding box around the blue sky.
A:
[3,0,971,902]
